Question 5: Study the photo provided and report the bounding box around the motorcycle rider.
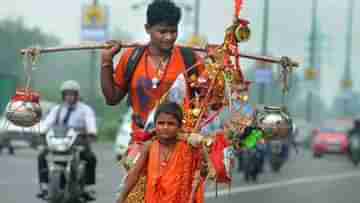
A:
[348,118,360,138]
[348,118,360,143]
[36,80,97,201]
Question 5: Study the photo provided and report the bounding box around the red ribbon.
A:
[235,0,244,17]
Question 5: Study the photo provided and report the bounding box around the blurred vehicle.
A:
[242,148,262,182]
[42,126,88,203]
[268,139,287,172]
[349,135,360,166]
[114,110,132,161]
[311,127,349,158]
[0,100,57,149]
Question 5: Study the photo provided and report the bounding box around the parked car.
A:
[311,126,350,158]
[0,100,57,149]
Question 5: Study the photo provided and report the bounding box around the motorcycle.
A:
[242,148,262,182]
[44,127,87,203]
[268,139,285,172]
[349,136,360,166]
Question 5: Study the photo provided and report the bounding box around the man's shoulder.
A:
[77,102,94,112]
[50,104,61,112]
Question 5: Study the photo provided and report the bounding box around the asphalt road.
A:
[1,143,360,203]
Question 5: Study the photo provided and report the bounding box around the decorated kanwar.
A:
[14,0,299,202]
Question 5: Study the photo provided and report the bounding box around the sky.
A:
[1,0,359,107]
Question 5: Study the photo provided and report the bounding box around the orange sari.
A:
[145,140,204,203]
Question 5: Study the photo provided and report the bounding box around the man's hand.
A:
[187,133,203,147]
[101,40,122,62]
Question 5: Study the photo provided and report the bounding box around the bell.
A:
[5,89,42,127]
[192,108,201,117]
[234,19,251,42]
[256,106,291,139]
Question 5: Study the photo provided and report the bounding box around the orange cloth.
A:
[145,140,204,203]
[114,46,203,130]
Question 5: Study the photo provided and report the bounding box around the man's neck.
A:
[64,102,78,108]
[147,43,172,59]
[159,138,177,147]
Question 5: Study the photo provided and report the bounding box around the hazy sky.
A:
[1,0,359,107]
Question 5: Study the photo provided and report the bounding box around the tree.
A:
[0,18,59,82]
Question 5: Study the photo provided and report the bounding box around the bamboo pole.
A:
[20,43,299,67]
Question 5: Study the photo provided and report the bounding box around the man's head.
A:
[145,0,181,52]
[60,80,80,105]
[354,118,360,129]
[154,102,183,141]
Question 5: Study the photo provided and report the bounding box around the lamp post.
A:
[305,0,320,123]
[341,0,354,116]
[258,0,270,105]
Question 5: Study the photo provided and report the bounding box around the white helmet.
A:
[60,80,80,93]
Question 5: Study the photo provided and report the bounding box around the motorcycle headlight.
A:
[48,137,72,152]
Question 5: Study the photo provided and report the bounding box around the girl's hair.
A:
[146,0,181,27]
[154,102,183,127]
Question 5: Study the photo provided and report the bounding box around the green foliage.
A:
[0,18,59,84]
[95,97,130,142]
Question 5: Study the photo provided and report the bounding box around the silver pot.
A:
[256,106,291,139]
[5,101,42,127]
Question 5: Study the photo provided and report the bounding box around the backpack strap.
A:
[124,46,199,105]
[125,47,147,85]
[179,47,199,97]
[179,47,198,78]
[125,47,146,106]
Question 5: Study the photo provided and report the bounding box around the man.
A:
[348,118,360,139]
[36,80,97,201]
[100,0,202,131]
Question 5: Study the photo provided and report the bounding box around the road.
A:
[1,143,359,203]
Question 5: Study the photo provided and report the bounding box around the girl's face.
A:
[155,112,180,141]
[146,23,178,52]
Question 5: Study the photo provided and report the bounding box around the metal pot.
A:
[5,100,42,127]
[256,106,291,139]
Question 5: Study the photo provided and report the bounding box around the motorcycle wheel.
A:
[270,158,282,173]
[351,152,360,166]
[48,171,63,203]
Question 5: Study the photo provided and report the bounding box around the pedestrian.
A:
[117,102,206,203]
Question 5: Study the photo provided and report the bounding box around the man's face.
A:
[146,23,178,52]
[62,91,78,105]
[155,112,180,141]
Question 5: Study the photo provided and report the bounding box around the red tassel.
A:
[235,0,244,17]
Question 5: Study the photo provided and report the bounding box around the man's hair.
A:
[146,0,181,27]
[154,102,183,127]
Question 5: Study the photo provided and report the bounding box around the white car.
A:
[114,110,132,159]
[0,100,57,149]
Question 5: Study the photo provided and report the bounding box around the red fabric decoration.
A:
[12,89,40,103]
[210,133,233,183]
[132,130,152,143]
[235,0,244,17]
